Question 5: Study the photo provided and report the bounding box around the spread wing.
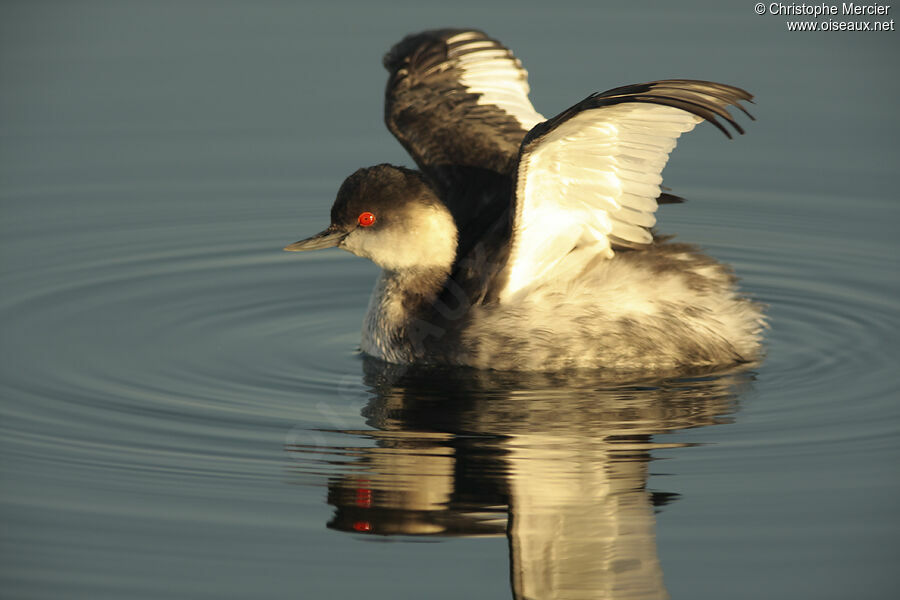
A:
[499,80,753,300]
[384,29,545,188]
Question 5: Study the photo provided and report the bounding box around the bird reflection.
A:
[287,360,754,600]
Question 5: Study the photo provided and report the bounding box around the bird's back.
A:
[430,240,765,371]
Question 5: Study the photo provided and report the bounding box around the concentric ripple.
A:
[1,178,898,598]
[3,182,898,473]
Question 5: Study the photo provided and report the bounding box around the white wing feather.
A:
[446,31,545,130]
[501,104,702,300]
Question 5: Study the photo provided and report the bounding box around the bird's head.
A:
[284,164,458,272]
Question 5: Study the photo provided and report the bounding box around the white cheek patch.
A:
[341,205,458,271]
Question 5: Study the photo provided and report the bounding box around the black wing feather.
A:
[525,80,754,145]
[384,29,535,189]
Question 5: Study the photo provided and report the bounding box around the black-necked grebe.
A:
[285,29,766,371]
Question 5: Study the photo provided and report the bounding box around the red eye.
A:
[358,211,376,227]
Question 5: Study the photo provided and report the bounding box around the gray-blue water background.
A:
[2,1,898,599]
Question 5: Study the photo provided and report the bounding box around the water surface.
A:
[2,2,898,599]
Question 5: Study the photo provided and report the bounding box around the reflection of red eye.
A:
[358,212,376,227]
[355,487,372,508]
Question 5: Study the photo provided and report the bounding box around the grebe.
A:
[285,29,765,372]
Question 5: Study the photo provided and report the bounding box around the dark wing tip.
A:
[522,79,755,150]
[382,28,486,73]
[657,192,687,204]
[565,79,756,139]
[647,79,755,136]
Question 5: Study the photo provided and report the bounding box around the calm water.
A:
[2,2,898,599]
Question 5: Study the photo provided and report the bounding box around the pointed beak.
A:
[283,225,348,252]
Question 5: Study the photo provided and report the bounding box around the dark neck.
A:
[383,266,450,317]
[361,265,453,364]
